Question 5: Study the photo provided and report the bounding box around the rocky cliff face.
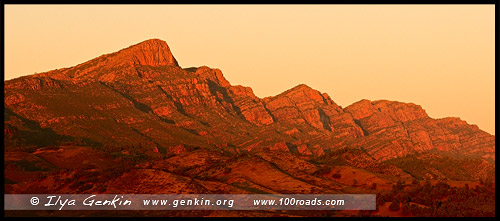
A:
[263,84,340,131]
[125,39,179,67]
[4,39,495,165]
[342,99,494,161]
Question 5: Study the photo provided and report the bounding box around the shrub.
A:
[313,166,331,175]
[78,183,94,192]
[69,181,84,190]
[96,184,107,193]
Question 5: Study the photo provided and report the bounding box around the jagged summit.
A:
[118,38,179,67]
[267,83,335,105]
[286,84,314,93]
[27,39,181,81]
[130,38,167,47]
[293,83,312,89]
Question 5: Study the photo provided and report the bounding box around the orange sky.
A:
[4,5,495,135]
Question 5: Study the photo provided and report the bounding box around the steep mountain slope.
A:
[4,39,495,199]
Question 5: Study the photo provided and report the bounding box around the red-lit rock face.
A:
[343,100,494,161]
[124,39,179,67]
[4,40,495,217]
[4,38,494,175]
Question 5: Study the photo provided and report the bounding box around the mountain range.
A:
[4,39,495,217]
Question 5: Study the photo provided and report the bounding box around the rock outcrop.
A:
[263,84,340,131]
[344,100,494,161]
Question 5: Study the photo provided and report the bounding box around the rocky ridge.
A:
[4,39,495,163]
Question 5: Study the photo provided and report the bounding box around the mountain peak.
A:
[291,84,312,91]
[130,38,168,48]
[275,84,316,96]
[119,38,179,67]
[265,83,337,107]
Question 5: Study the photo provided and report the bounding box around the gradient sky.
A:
[5,5,495,134]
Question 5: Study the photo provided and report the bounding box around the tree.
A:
[479,177,485,185]
[376,193,385,207]
[401,202,411,215]
[383,192,394,202]
[392,184,398,193]
[396,180,404,192]
[423,180,431,192]
[389,199,400,212]
[412,179,419,185]
[398,192,411,204]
